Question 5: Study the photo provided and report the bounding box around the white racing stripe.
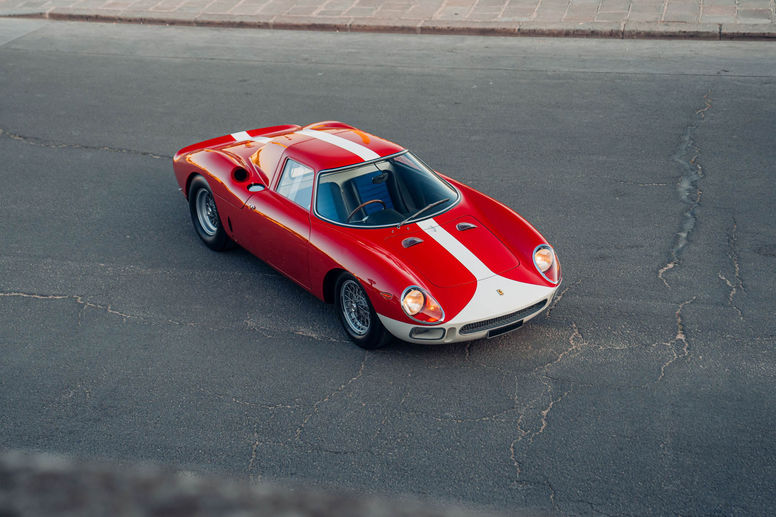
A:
[298,128,380,161]
[231,131,272,144]
[417,218,493,280]
[416,217,555,324]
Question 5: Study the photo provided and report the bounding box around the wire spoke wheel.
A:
[195,188,219,236]
[188,176,233,252]
[340,279,371,336]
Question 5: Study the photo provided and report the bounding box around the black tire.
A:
[335,273,391,349]
[188,176,233,251]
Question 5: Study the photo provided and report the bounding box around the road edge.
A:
[2,10,775,40]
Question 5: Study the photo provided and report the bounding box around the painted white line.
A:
[298,128,380,161]
[417,218,493,280]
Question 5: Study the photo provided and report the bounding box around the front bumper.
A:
[378,286,558,344]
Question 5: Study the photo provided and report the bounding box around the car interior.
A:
[316,154,456,227]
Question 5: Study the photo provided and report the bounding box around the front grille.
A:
[488,320,523,338]
[459,300,547,335]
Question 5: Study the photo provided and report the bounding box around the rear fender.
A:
[182,151,257,208]
[173,124,302,160]
[173,124,304,200]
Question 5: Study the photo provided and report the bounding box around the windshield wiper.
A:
[397,198,451,229]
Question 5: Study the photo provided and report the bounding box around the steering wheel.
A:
[346,199,386,222]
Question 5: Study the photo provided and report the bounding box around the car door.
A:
[239,158,314,289]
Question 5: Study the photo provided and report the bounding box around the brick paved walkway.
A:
[2,0,775,38]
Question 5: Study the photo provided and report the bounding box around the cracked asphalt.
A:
[1,18,776,516]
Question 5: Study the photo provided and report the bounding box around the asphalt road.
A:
[1,19,775,515]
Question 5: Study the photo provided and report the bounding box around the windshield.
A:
[315,152,459,227]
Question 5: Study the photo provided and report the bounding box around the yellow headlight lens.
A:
[534,247,554,272]
[401,289,425,315]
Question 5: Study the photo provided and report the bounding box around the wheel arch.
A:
[322,268,347,304]
[184,171,204,200]
[187,174,234,251]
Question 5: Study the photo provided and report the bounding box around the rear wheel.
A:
[188,176,233,251]
[335,273,391,349]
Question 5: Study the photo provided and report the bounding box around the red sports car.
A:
[173,122,561,348]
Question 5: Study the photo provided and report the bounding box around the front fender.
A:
[308,220,441,323]
[450,179,561,286]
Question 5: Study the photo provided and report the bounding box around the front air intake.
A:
[459,300,546,335]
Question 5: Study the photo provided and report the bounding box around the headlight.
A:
[401,289,424,315]
[534,247,554,272]
[401,286,444,323]
[533,244,560,284]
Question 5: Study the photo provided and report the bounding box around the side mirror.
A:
[247,184,265,192]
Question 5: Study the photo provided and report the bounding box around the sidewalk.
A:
[1,0,775,39]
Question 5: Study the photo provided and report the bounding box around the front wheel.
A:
[335,273,391,349]
[188,176,233,251]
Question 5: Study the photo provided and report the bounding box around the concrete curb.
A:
[2,9,775,40]
[623,21,721,39]
[721,23,776,39]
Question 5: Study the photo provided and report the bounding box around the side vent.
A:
[456,222,478,231]
[402,237,424,248]
[233,168,249,182]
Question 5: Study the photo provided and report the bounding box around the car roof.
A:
[271,123,405,172]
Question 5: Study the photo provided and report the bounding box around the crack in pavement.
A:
[293,351,368,443]
[658,90,712,288]
[718,217,745,319]
[551,322,587,368]
[0,291,70,300]
[197,387,301,411]
[509,434,524,478]
[528,322,592,379]
[247,430,263,480]
[566,498,622,517]
[0,290,222,330]
[509,380,573,483]
[292,328,344,342]
[507,322,589,507]
[430,406,519,424]
[531,380,573,444]
[547,480,558,512]
[653,297,696,384]
[0,128,170,160]
[0,291,133,325]
[0,290,345,343]
[545,279,580,319]
[616,180,670,187]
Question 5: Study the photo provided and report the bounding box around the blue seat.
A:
[351,172,394,214]
[317,182,347,222]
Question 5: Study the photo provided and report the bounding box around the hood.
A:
[381,216,519,288]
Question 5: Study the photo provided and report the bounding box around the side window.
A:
[276,159,314,210]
